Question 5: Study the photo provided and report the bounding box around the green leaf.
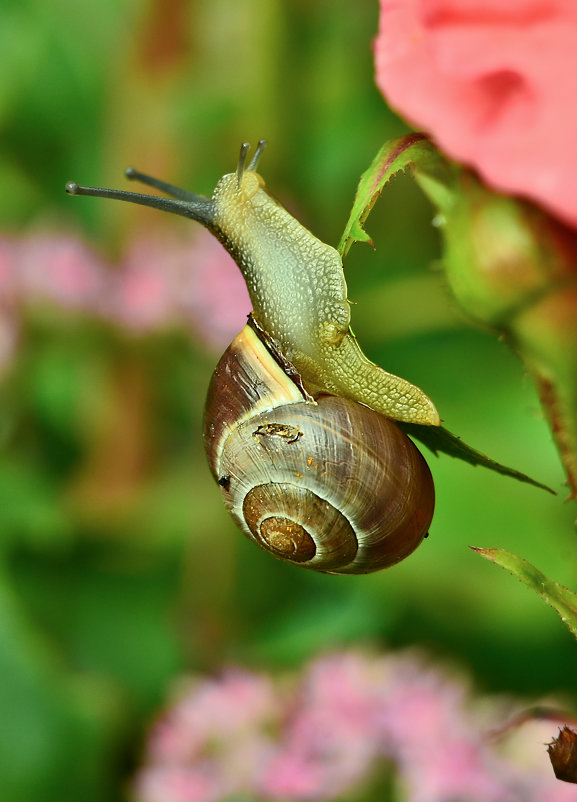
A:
[400,423,555,494]
[338,133,448,260]
[472,548,577,639]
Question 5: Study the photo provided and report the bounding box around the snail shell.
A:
[203,322,435,574]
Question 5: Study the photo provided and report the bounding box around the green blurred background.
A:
[1,1,575,800]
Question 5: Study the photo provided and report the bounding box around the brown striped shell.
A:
[203,323,435,574]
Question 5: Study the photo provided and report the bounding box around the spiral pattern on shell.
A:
[203,323,435,574]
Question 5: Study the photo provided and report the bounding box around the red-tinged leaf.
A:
[472,548,577,640]
[338,133,448,260]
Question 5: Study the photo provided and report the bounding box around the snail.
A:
[66,140,438,573]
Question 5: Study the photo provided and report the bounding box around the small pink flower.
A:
[259,749,331,799]
[14,232,108,309]
[0,226,251,353]
[265,652,383,796]
[173,669,277,740]
[110,227,250,347]
[134,765,227,802]
[128,652,577,802]
[176,228,251,351]
[146,669,277,763]
[405,739,510,802]
[109,233,187,332]
[374,0,577,228]
[373,655,508,801]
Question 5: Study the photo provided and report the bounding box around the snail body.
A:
[207,144,440,426]
[67,142,439,427]
[66,140,438,572]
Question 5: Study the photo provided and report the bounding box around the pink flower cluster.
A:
[0,226,251,358]
[374,0,577,229]
[133,650,576,802]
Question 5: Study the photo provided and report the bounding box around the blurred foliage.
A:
[0,1,576,801]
